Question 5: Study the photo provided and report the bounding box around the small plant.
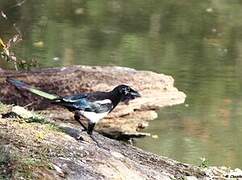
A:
[0,5,39,70]
[199,157,209,168]
[0,37,38,70]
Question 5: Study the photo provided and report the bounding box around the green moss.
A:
[22,158,42,166]
[26,116,47,123]
[0,146,16,179]
[0,104,67,179]
[0,103,70,179]
[0,140,56,179]
[15,157,50,179]
[0,102,63,134]
[46,123,63,132]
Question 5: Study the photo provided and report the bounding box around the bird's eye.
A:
[123,87,130,95]
[126,87,130,92]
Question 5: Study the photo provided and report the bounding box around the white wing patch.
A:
[63,98,83,103]
[80,111,109,123]
[94,99,112,104]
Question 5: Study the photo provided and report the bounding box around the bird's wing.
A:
[54,93,113,113]
[53,94,91,111]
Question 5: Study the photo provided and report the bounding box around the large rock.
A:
[0,66,186,138]
[0,114,205,180]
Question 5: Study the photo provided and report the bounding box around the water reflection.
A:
[1,0,242,168]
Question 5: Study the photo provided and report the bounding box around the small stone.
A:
[110,151,124,159]
[52,164,65,177]
[184,176,198,180]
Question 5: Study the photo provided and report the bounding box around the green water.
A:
[1,0,242,168]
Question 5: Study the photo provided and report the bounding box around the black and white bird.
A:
[6,78,141,137]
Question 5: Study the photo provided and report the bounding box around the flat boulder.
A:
[0,66,186,138]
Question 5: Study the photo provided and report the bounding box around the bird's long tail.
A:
[6,78,59,100]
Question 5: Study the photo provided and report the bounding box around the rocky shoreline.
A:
[0,66,242,179]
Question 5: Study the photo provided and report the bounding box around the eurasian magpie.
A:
[6,78,141,137]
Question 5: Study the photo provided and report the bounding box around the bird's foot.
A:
[77,132,109,151]
[81,128,87,132]
[89,134,101,147]
[76,134,84,141]
[76,132,100,146]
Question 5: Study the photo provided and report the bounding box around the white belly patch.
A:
[80,111,109,123]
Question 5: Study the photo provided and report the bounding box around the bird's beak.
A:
[123,89,141,104]
[130,90,141,98]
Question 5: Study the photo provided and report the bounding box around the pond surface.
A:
[1,0,242,168]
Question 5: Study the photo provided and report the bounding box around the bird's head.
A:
[113,84,141,102]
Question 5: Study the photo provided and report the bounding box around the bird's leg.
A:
[87,122,102,148]
[74,112,88,140]
[74,116,102,148]
[87,122,95,135]
[74,111,87,131]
